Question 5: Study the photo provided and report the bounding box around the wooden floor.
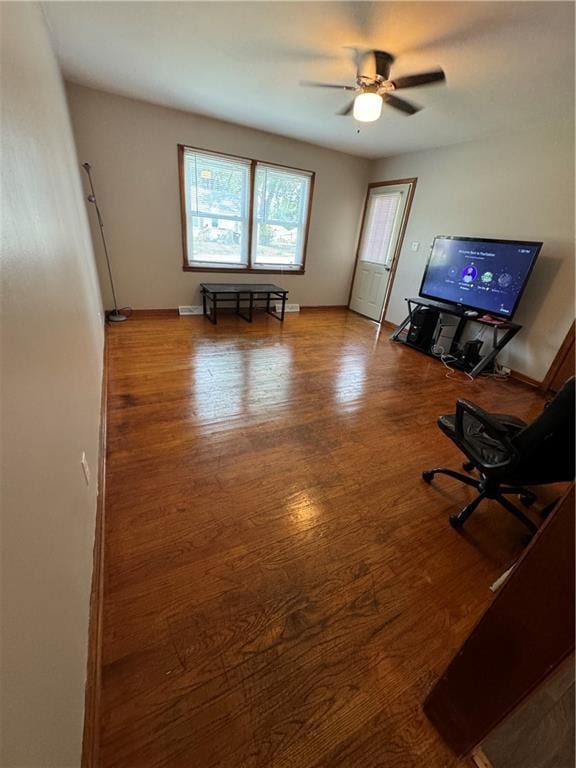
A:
[101,308,547,768]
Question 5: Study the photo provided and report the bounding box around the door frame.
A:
[540,320,575,394]
[347,177,418,323]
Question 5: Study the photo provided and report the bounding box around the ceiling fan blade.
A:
[373,50,394,80]
[300,80,356,91]
[337,100,355,116]
[383,94,422,115]
[390,69,446,90]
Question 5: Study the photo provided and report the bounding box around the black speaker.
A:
[407,307,439,348]
[462,339,483,367]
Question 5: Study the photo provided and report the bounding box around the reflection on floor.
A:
[101,308,548,768]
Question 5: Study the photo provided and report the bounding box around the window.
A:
[179,145,314,273]
[181,149,250,268]
[358,191,402,265]
[252,165,312,269]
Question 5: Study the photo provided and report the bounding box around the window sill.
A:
[183,265,305,275]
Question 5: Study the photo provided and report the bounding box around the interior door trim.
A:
[347,177,418,322]
[540,320,575,394]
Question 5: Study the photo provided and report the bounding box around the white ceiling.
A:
[44,1,574,158]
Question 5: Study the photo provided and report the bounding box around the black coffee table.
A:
[200,283,289,325]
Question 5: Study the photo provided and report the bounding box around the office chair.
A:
[422,377,575,534]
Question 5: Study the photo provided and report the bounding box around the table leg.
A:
[469,325,520,378]
[390,314,411,341]
[236,294,252,323]
[236,293,240,316]
[248,293,253,323]
[202,291,207,316]
[211,294,218,325]
[266,293,288,321]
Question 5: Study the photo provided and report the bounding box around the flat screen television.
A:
[418,236,542,319]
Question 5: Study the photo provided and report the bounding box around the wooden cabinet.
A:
[423,485,575,757]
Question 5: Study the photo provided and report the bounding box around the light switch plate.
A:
[411,241,420,251]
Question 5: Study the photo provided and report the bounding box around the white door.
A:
[349,183,412,321]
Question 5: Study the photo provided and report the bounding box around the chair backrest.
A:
[511,377,575,484]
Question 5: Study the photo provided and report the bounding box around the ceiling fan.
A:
[300,50,446,122]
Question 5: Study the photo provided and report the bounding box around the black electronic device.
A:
[419,236,542,319]
[407,306,439,349]
[461,339,484,368]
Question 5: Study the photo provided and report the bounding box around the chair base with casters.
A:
[422,466,538,534]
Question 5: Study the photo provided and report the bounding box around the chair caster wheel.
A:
[449,514,464,529]
[520,494,535,507]
[422,471,434,484]
[462,461,475,472]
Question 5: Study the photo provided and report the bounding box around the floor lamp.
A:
[82,162,127,322]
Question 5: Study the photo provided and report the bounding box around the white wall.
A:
[371,122,575,381]
[66,83,371,310]
[1,4,104,766]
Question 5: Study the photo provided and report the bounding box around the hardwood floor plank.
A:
[100,309,549,767]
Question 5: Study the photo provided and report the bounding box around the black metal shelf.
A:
[390,298,522,378]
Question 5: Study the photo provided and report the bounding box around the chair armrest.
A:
[455,399,520,470]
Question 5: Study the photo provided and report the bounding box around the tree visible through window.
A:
[179,146,314,272]
[184,151,250,266]
[253,165,311,268]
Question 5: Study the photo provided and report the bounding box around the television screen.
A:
[419,236,542,318]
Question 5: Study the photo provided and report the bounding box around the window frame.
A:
[178,144,315,274]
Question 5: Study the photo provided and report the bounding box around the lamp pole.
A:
[82,163,127,322]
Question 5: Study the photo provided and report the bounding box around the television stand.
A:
[391,298,522,378]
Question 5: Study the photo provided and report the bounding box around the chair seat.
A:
[438,412,527,468]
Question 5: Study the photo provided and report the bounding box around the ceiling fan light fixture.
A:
[353,92,383,122]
